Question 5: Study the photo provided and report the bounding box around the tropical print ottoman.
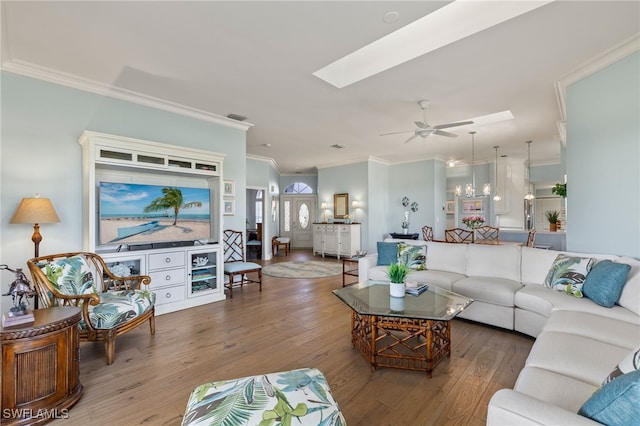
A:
[182,367,345,425]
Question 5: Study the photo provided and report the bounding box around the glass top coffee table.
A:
[333,280,473,377]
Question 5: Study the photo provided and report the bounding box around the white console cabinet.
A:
[102,246,223,315]
[313,223,360,259]
[79,131,227,314]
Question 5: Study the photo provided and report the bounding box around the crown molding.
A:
[246,154,280,174]
[316,156,371,170]
[555,34,639,126]
[1,59,254,131]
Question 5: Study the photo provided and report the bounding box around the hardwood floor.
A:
[52,249,534,425]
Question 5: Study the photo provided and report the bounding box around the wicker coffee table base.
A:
[350,311,451,377]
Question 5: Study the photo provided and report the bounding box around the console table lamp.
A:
[10,196,60,258]
[320,203,328,223]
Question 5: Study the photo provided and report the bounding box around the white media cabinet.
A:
[79,131,227,314]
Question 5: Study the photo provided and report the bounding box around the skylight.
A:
[313,0,554,88]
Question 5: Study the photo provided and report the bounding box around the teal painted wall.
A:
[566,52,639,257]
[433,160,447,239]
[318,161,368,248]
[388,159,441,238]
[1,72,247,308]
[367,161,389,252]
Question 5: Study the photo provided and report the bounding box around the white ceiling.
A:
[2,1,639,173]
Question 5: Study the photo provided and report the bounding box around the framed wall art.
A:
[224,200,235,216]
[223,180,235,197]
[446,200,455,214]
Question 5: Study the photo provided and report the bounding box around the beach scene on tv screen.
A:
[99,182,211,245]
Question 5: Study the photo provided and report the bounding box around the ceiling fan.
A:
[380,100,474,143]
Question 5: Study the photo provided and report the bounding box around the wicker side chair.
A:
[445,228,473,243]
[223,230,262,298]
[27,252,155,365]
[476,225,500,242]
[421,226,434,241]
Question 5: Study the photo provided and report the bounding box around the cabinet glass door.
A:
[188,250,218,296]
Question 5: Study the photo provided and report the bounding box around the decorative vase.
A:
[472,229,477,242]
[550,223,557,232]
[403,228,408,235]
[390,281,405,298]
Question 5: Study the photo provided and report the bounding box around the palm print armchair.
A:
[27,252,155,365]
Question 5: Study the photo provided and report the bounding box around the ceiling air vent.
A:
[226,113,247,122]
[331,144,345,149]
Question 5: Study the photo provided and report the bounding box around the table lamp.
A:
[10,195,60,258]
[320,203,328,223]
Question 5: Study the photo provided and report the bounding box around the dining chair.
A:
[223,229,262,298]
[421,226,434,241]
[444,228,473,243]
[476,225,500,242]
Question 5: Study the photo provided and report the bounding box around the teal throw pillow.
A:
[377,242,399,266]
[398,243,426,270]
[544,254,595,297]
[578,370,640,425]
[582,260,631,307]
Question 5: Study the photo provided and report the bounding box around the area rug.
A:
[262,261,343,279]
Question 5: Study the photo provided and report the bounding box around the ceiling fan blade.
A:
[434,120,474,130]
[414,121,427,129]
[403,134,420,144]
[433,130,458,137]
[379,130,413,136]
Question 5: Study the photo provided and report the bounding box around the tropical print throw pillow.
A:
[398,243,426,270]
[544,254,595,297]
[41,255,98,296]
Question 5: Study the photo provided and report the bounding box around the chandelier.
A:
[456,131,490,198]
[524,140,535,201]
[493,146,502,201]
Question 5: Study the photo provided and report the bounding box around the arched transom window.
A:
[283,182,312,194]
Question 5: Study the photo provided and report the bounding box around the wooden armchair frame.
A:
[445,228,473,243]
[27,252,155,365]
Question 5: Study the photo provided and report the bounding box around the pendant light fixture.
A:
[493,146,502,201]
[524,140,535,200]
[464,131,490,198]
[464,132,477,197]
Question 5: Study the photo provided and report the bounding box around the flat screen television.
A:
[99,181,211,246]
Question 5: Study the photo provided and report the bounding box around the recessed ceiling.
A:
[2,1,638,173]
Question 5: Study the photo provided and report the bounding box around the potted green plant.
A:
[387,262,410,297]
[552,183,567,198]
[545,210,560,232]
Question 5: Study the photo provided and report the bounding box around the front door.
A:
[280,195,316,248]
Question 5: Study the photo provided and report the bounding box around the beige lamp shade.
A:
[10,197,60,224]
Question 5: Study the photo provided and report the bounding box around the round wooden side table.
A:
[1,307,83,425]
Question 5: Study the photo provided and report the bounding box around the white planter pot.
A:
[390,296,405,312]
[389,281,405,298]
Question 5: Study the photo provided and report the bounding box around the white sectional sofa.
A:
[358,239,640,425]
